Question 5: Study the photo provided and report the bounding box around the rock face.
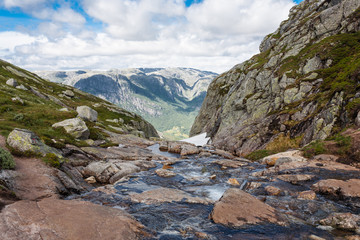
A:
[191,0,360,156]
[6,129,60,156]
[0,198,146,240]
[210,188,279,227]
[76,106,98,122]
[52,117,90,140]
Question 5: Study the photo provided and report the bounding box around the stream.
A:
[75,144,360,239]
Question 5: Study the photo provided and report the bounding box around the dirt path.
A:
[0,136,60,200]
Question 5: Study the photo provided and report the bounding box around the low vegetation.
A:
[0,147,16,170]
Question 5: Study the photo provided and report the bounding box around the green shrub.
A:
[302,140,326,158]
[42,153,61,168]
[246,149,276,161]
[0,147,16,169]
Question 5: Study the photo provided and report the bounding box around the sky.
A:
[0,0,303,73]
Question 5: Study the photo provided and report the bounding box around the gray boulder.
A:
[7,128,61,156]
[63,90,74,98]
[76,106,98,122]
[16,84,28,90]
[6,78,17,87]
[52,118,90,140]
[355,111,360,127]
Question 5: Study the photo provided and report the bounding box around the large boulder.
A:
[6,78,17,87]
[210,188,279,227]
[6,128,60,156]
[312,179,360,198]
[76,106,98,122]
[261,150,307,167]
[83,160,143,184]
[0,198,147,240]
[52,118,90,140]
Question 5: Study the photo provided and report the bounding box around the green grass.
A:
[0,59,157,148]
[246,149,276,161]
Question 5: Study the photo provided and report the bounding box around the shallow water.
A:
[77,145,360,239]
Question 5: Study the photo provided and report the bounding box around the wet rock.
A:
[159,141,168,151]
[180,144,200,156]
[312,179,360,198]
[53,118,89,140]
[0,198,147,240]
[155,169,176,178]
[6,78,17,87]
[85,176,96,184]
[213,149,235,159]
[214,159,246,168]
[277,174,314,185]
[297,190,317,200]
[210,188,279,227]
[265,186,282,196]
[227,178,240,186]
[7,128,61,157]
[319,212,360,232]
[262,150,306,167]
[83,160,141,184]
[199,151,212,158]
[109,163,141,184]
[129,187,213,205]
[76,106,98,122]
[245,182,262,190]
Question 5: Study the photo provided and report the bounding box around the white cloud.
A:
[0,0,296,73]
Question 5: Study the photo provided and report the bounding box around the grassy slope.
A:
[0,59,154,149]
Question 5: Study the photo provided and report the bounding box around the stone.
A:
[109,163,141,184]
[76,106,98,122]
[83,161,118,183]
[159,141,168,151]
[59,108,69,112]
[227,178,240,186]
[168,141,196,154]
[85,176,96,184]
[16,84,28,90]
[55,170,81,193]
[6,78,17,87]
[155,169,176,178]
[277,174,314,185]
[210,188,279,227]
[214,159,246,168]
[52,118,90,140]
[6,128,61,157]
[262,150,307,167]
[213,149,235,159]
[297,190,316,200]
[63,90,74,98]
[319,212,360,231]
[180,144,200,156]
[129,187,212,205]
[355,111,360,127]
[0,198,147,240]
[312,179,360,198]
[245,182,262,190]
[11,96,24,104]
[265,186,282,196]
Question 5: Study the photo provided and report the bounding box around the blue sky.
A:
[0,0,303,72]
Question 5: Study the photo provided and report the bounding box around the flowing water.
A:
[76,144,360,239]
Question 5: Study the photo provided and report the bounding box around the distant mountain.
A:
[37,68,218,140]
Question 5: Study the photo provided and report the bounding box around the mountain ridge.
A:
[37,67,218,140]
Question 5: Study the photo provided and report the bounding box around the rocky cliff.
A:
[37,68,217,140]
[191,0,360,156]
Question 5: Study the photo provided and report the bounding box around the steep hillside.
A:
[37,68,217,140]
[0,59,159,149]
[191,0,360,156]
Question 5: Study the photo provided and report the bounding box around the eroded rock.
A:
[52,118,90,140]
[76,106,98,122]
[312,179,360,198]
[210,188,279,227]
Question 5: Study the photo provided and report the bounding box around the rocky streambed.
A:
[69,143,360,240]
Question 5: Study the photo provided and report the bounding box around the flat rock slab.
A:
[81,146,166,161]
[129,187,213,205]
[0,198,147,240]
[214,159,247,168]
[312,179,360,198]
[210,188,279,227]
